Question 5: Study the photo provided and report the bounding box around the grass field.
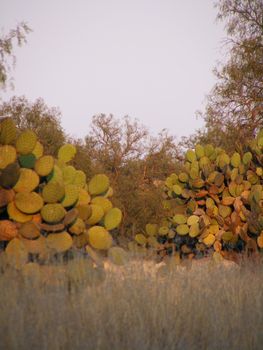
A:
[0,255,262,350]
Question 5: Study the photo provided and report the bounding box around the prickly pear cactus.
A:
[0,117,122,269]
[132,132,263,261]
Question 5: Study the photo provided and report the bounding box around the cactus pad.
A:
[76,204,92,221]
[0,145,17,169]
[7,201,33,223]
[104,207,122,230]
[16,130,37,155]
[19,221,40,239]
[0,117,17,145]
[32,141,44,159]
[15,192,44,214]
[73,170,86,188]
[18,154,36,169]
[58,144,76,163]
[13,168,39,193]
[61,184,80,207]
[0,188,15,207]
[88,226,113,250]
[69,218,86,235]
[88,174,110,195]
[91,196,113,214]
[0,220,18,241]
[0,162,20,189]
[42,181,65,203]
[46,231,73,253]
[86,204,104,225]
[34,155,54,176]
[41,203,66,223]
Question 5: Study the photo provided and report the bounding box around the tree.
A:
[0,96,66,155]
[84,114,181,237]
[186,0,263,152]
[0,22,31,91]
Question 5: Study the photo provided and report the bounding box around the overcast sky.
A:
[1,0,225,140]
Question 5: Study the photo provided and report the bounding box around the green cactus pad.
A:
[41,203,66,223]
[34,155,54,176]
[13,168,40,193]
[16,130,37,155]
[58,144,76,163]
[18,154,36,169]
[88,174,110,195]
[230,152,241,168]
[46,231,73,253]
[88,226,113,250]
[173,214,187,225]
[104,207,122,230]
[0,117,17,145]
[15,192,44,214]
[42,181,65,203]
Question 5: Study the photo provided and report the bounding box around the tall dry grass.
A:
[0,256,262,350]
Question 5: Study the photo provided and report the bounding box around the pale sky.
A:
[1,0,225,140]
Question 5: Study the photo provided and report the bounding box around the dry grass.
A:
[0,255,262,350]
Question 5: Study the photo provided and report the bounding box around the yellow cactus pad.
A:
[46,232,73,253]
[0,145,17,169]
[69,217,86,235]
[0,117,17,144]
[41,203,66,223]
[32,141,44,159]
[73,170,86,188]
[91,196,113,214]
[203,233,216,246]
[16,130,37,155]
[145,223,158,236]
[104,207,122,230]
[42,181,65,203]
[135,233,147,245]
[76,188,91,206]
[13,168,40,193]
[88,174,110,195]
[88,226,113,250]
[7,201,33,223]
[58,143,76,163]
[34,155,54,176]
[86,204,104,225]
[61,184,80,207]
[15,192,44,214]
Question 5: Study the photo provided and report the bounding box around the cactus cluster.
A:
[131,131,263,260]
[0,117,123,268]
